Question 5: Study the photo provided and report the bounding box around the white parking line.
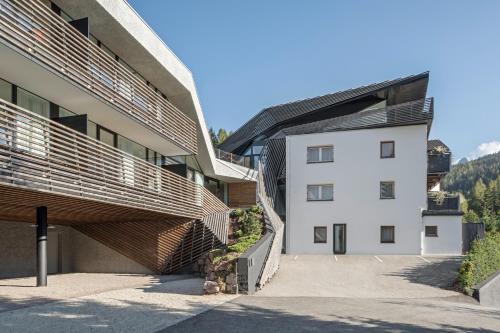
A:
[334,255,338,262]
[293,255,298,260]
[374,256,383,263]
[418,256,431,263]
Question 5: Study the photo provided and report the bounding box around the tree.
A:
[209,127,219,146]
[470,179,486,214]
[208,127,232,147]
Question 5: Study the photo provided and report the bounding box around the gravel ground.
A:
[0,274,236,333]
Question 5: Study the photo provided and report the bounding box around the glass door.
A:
[333,224,346,254]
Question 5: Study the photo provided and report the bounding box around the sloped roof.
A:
[272,98,433,138]
[220,72,429,153]
[427,139,449,151]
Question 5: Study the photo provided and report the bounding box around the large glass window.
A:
[117,135,146,160]
[98,127,115,147]
[380,181,395,199]
[58,107,76,118]
[307,184,334,201]
[381,226,395,243]
[307,146,334,163]
[87,121,97,139]
[0,78,12,102]
[17,88,50,118]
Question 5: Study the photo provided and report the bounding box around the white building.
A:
[220,73,463,255]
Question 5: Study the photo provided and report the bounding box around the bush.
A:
[228,234,261,253]
[458,232,500,295]
[227,205,264,254]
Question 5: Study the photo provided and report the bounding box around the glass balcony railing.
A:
[427,193,460,212]
[428,153,451,174]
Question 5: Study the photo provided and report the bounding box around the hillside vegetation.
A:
[443,152,500,232]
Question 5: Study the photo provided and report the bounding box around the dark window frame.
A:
[425,226,438,237]
[380,141,395,158]
[380,226,395,243]
[307,184,334,202]
[307,145,334,164]
[314,226,327,244]
[380,181,395,199]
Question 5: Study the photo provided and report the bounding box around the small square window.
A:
[381,226,395,243]
[425,226,438,237]
[380,141,395,158]
[314,226,327,243]
[380,181,395,199]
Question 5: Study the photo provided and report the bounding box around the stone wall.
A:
[193,251,238,294]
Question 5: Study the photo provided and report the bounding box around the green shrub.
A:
[458,232,500,295]
[228,234,261,253]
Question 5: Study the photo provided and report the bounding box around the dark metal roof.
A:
[220,72,430,153]
[272,98,433,139]
[427,139,449,151]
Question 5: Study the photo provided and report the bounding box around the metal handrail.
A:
[214,148,246,167]
[0,0,197,153]
[0,98,225,220]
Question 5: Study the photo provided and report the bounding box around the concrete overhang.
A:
[214,159,258,183]
[52,0,218,174]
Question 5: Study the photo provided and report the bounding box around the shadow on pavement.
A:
[384,257,462,290]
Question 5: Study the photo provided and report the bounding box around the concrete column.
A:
[36,206,48,287]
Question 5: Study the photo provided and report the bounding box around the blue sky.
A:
[128,0,500,160]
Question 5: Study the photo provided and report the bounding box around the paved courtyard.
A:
[163,255,500,332]
[257,255,465,298]
[0,273,236,333]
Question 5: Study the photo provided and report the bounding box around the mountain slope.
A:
[443,152,500,197]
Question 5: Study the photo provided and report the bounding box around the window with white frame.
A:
[307,184,334,201]
[307,145,333,163]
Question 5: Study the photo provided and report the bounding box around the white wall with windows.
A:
[422,215,462,255]
[286,125,428,254]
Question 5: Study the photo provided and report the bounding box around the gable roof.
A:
[427,139,450,151]
[220,72,429,153]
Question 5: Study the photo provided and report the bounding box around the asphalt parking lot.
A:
[256,255,464,298]
[162,255,500,333]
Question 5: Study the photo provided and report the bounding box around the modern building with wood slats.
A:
[220,72,464,256]
[0,0,256,282]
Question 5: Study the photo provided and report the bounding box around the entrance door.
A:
[333,224,346,254]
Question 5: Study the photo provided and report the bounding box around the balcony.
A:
[214,148,250,168]
[425,192,461,214]
[0,99,224,222]
[0,0,197,154]
[428,153,451,174]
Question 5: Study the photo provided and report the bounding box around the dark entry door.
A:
[333,224,346,254]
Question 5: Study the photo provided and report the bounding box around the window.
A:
[381,226,395,243]
[117,135,146,160]
[314,227,327,243]
[17,88,50,118]
[380,181,395,199]
[307,146,334,163]
[307,184,334,201]
[380,141,395,158]
[425,226,438,237]
[97,126,116,147]
[0,78,12,102]
[87,121,97,139]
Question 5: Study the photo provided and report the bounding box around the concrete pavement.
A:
[0,274,236,332]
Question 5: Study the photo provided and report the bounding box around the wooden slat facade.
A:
[0,100,230,273]
[0,0,197,153]
[228,182,257,208]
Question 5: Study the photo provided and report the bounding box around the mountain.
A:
[456,157,468,165]
[443,152,500,197]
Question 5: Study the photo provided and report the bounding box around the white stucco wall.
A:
[422,215,463,255]
[286,125,428,254]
